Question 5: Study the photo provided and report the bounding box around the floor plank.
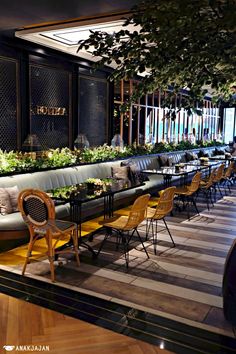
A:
[0,293,172,354]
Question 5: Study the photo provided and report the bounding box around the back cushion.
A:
[198,150,209,158]
[5,186,19,212]
[121,161,149,184]
[159,155,172,167]
[0,188,12,215]
[111,166,130,181]
[185,152,198,162]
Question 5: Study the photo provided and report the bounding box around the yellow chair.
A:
[18,189,80,282]
[146,187,176,254]
[175,171,201,219]
[221,162,234,194]
[211,163,225,200]
[96,194,150,268]
[199,168,217,210]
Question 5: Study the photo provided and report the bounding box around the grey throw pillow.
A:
[5,186,19,212]
[111,166,129,181]
[0,188,12,215]
[159,155,172,167]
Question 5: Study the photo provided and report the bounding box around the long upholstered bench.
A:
[0,146,226,249]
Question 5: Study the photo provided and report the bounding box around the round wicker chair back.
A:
[18,189,55,229]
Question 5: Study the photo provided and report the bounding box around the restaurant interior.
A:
[0,1,236,353]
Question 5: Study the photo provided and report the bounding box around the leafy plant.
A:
[0,150,20,173]
[0,141,225,175]
[77,0,236,110]
[45,148,77,167]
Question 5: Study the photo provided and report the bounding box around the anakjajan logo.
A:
[3,346,15,351]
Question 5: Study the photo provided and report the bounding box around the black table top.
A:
[47,179,144,204]
[209,155,236,161]
[143,165,201,176]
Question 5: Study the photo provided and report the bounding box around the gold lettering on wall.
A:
[32,106,67,116]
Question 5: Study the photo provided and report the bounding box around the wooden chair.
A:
[175,172,201,219]
[146,186,176,254]
[18,189,80,282]
[96,194,150,268]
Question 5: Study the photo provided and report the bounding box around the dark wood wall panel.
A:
[0,56,18,151]
[30,64,71,149]
[78,76,108,147]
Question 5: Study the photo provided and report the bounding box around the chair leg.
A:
[227,181,231,193]
[121,233,129,268]
[206,191,210,211]
[46,233,55,282]
[163,218,175,247]
[154,220,158,255]
[217,183,223,197]
[96,228,111,256]
[192,197,199,215]
[135,229,149,259]
[71,228,80,267]
[22,238,34,275]
[146,218,152,241]
[209,189,214,207]
[150,219,155,254]
[22,233,39,276]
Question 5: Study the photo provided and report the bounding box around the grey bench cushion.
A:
[0,146,226,234]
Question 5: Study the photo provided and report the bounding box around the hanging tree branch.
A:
[77,0,236,111]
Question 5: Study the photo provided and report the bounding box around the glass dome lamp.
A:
[22,134,42,152]
[111,134,124,151]
[74,134,90,150]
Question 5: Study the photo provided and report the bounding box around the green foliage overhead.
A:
[77,0,236,110]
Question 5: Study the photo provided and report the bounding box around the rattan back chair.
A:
[175,172,201,220]
[18,189,80,282]
[146,187,176,254]
[212,163,225,199]
[199,168,217,210]
[96,194,150,268]
[187,171,202,194]
[221,162,234,194]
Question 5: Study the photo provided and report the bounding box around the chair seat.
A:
[175,186,190,195]
[35,219,76,235]
[148,197,160,208]
[54,220,76,232]
[103,215,129,230]
[146,207,163,220]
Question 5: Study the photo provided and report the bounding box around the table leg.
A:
[70,202,96,257]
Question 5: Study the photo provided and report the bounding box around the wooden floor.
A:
[0,293,172,354]
[1,185,236,352]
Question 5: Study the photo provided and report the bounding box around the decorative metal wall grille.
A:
[30,65,70,149]
[79,76,108,146]
[0,57,17,151]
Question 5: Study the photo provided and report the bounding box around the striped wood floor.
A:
[1,186,236,340]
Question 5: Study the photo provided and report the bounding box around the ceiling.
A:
[15,11,141,62]
[0,0,141,61]
[0,0,140,32]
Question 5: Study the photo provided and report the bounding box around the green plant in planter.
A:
[0,150,20,173]
[0,141,225,176]
[45,148,77,167]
